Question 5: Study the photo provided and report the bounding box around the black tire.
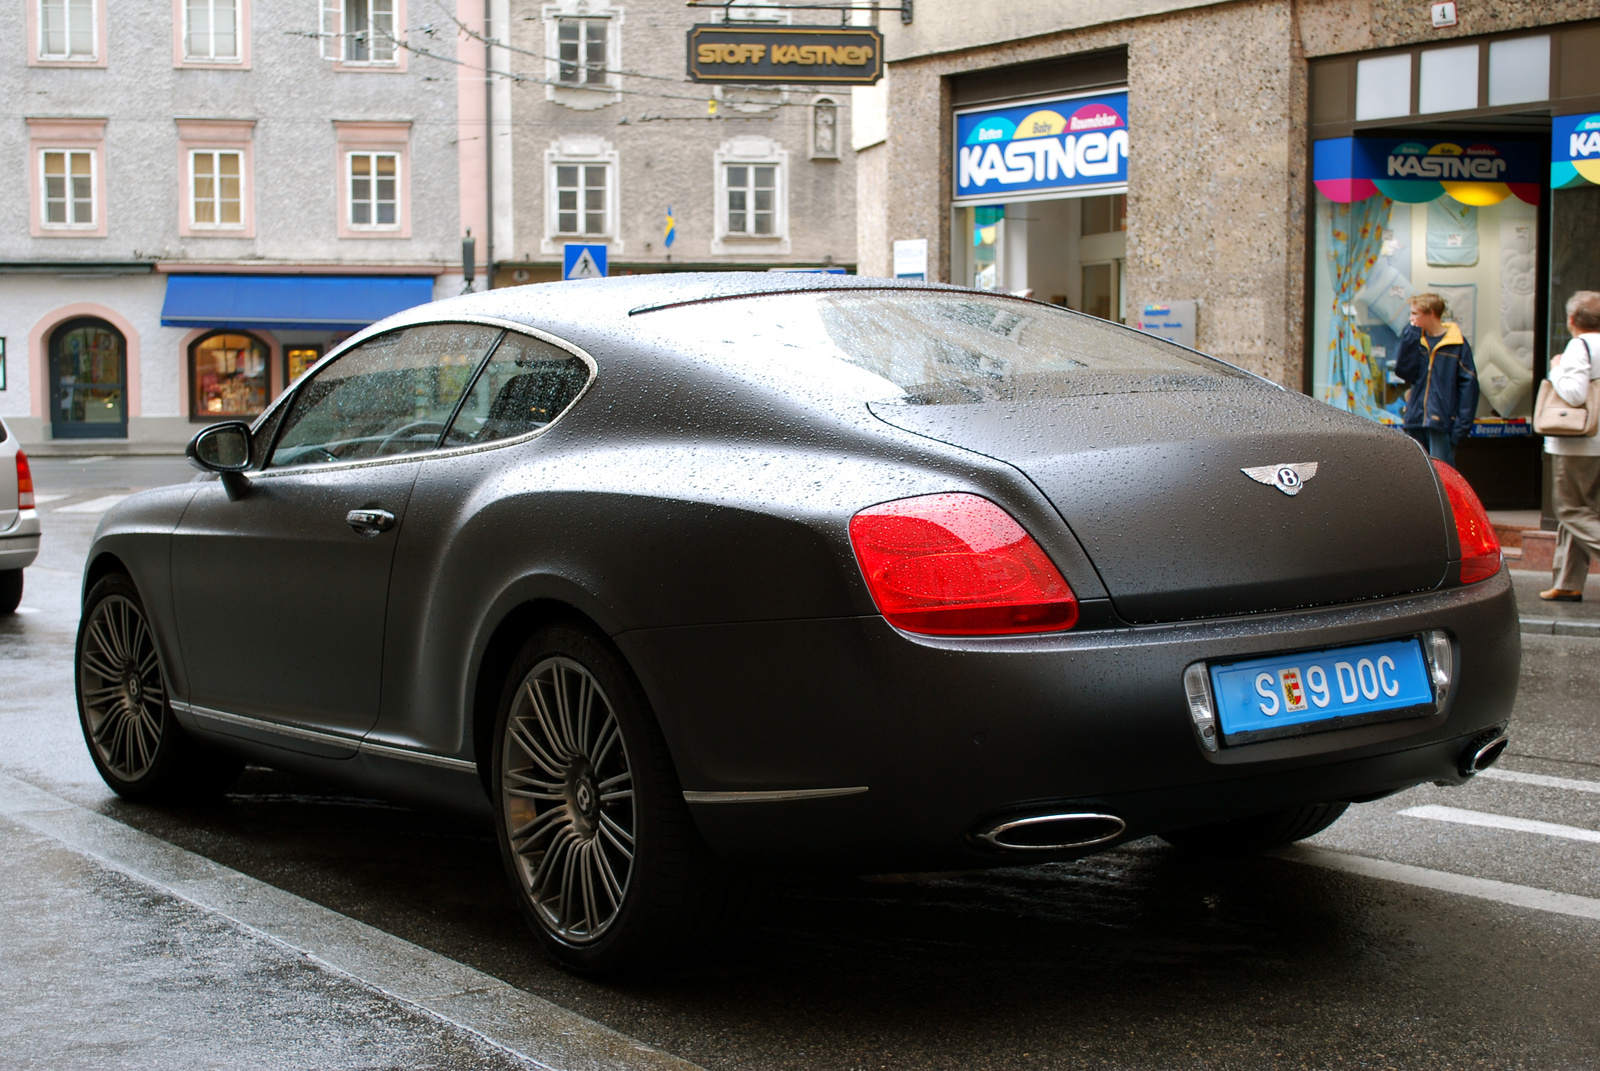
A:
[1160,801,1349,857]
[491,623,726,975]
[76,572,244,802]
[0,569,22,614]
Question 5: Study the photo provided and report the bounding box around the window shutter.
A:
[320,0,342,60]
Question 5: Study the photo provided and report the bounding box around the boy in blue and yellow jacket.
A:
[1394,292,1479,467]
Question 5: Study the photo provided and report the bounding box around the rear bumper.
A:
[620,569,1519,873]
[0,511,40,571]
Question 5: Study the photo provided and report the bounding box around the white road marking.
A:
[0,771,705,1071]
[1477,768,1600,795]
[1278,845,1600,923]
[53,494,130,514]
[1399,804,1600,844]
[69,456,115,464]
[30,493,68,504]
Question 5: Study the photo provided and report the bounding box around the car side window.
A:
[268,323,503,468]
[443,331,591,446]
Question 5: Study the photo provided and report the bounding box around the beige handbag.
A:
[1534,339,1600,436]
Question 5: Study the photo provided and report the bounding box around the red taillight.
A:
[15,450,34,510]
[849,493,1078,635]
[1431,459,1500,584]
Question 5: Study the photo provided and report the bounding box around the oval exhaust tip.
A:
[977,812,1126,852]
[1463,732,1509,776]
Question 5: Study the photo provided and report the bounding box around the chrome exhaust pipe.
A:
[1460,731,1509,777]
[976,812,1126,852]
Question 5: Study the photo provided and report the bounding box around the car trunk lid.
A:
[870,387,1451,624]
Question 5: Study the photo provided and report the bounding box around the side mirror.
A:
[187,421,252,473]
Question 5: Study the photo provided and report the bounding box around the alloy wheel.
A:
[501,656,636,944]
[79,594,167,782]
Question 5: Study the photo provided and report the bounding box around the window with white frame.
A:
[39,0,96,60]
[348,152,399,227]
[190,150,243,227]
[185,0,240,62]
[713,136,788,253]
[42,150,95,227]
[322,0,396,63]
[725,164,776,236]
[555,163,608,235]
[557,17,609,85]
[542,2,621,109]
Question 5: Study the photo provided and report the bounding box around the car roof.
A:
[408,273,977,336]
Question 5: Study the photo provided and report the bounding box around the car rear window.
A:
[638,290,1249,403]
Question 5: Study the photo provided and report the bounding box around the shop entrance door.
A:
[49,318,127,439]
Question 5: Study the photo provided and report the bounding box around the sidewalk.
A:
[1509,569,1600,637]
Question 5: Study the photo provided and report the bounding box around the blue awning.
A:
[160,274,436,331]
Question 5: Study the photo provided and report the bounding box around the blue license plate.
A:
[1209,638,1434,744]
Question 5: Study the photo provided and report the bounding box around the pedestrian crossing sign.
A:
[563,243,608,280]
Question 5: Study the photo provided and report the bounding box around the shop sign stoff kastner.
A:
[953,91,1129,202]
[686,25,883,85]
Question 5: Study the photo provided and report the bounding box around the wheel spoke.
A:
[579,841,601,935]
[590,716,620,773]
[509,714,566,780]
[598,811,634,852]
[593,839,624,907]
[525,681,574,763]
[511,802,570,847]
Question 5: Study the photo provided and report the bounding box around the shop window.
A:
[50,318,125,439]
[38,0,96,60]
[42,150,95,227]
[286,346,322,384]
[184,0,240,62]
[191,332,269,419]
[1312,142,1540,438]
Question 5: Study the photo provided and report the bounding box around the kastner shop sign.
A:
[687,25,883,85]
[954,90,1130,203]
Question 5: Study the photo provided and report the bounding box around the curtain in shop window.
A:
[1322,195,1393,421]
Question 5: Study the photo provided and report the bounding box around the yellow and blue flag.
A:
[664,206,676,248]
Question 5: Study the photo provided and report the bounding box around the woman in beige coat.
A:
[1541,290,1600,601]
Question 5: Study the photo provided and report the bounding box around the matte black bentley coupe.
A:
[77,275,1517,973]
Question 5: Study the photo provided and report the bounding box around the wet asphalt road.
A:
[5,456,1600,1069]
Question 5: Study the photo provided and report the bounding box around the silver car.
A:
[0,416,40,613]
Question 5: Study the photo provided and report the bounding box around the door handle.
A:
[346,508,396,536]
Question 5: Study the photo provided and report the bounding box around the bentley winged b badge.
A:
[1242,462,1319,496]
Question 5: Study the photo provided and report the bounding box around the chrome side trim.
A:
[681,786,868,804]
[173,700,476,771]
[176,701,360,749]
[359,739,478,773]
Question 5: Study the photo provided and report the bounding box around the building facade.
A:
[856,0,1600,510]
[3,0,483,448]
[489,0,859,285]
